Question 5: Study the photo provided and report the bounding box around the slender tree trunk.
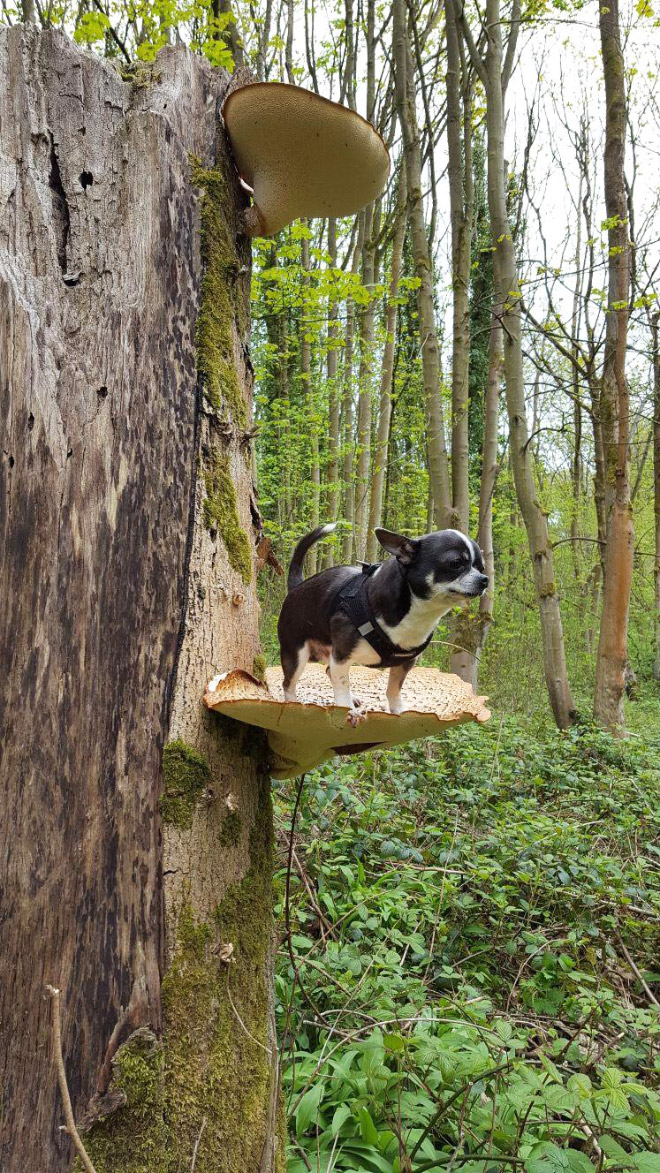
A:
[367,182,407,561]
[354,0,378,560]
[326,219,341,528]
[651,313,660,681]
[446,0,473,532]
[451,319,502,687]
[593,0,634,731]
[569,172,584,583]
[301,232,320,572]
[446,1,476,679]
[341,301,356,561]
[214,0,245,65]
[456,0,575,727]
[341,221,364,561]
[0,28,281,1171]
[285,0,294,81]
[355,204,376,559]
[393,0,452,527]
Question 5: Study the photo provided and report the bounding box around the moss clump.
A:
[190,157,248,427]
[218,810,242,848]
[202,448,253,584]
[74,1030,167,1171]
[160,740,211,829]
[252,653,267,684]
[82,775,283,1172]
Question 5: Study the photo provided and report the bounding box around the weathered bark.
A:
[455,0,575,728]
[593,0,634,731]
[366,181,406,561]
[393,0,452,527]
[0,27,281,1172]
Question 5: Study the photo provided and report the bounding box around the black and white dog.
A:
[278,524,488,714]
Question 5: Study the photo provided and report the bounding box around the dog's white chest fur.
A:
[379,589,452,650]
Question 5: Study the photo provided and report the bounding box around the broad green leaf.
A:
[295,1083,324,1138]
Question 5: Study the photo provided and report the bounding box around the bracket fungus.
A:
[204,664,490,779]
[222,83,390,237]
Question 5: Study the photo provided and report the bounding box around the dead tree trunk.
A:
[0,27,282,1173]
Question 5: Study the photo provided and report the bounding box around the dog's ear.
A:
[374,528,418,565]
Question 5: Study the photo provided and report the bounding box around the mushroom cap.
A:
[222,82,390,236]
[205,664,490,778]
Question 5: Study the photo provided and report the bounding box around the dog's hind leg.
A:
[328,654,356,710]
[282,643,310,702]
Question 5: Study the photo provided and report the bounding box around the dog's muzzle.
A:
[450,572,489,597]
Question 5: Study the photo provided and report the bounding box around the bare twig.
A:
[190,1116,207,1172]
[226,972,273,1054]
[615,934,660,1007]
[45,985,98,1173]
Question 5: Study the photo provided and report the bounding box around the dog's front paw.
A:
[388,699,404,715]
[346,702,368,727]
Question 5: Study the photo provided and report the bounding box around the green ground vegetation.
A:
[273,696,660,1172]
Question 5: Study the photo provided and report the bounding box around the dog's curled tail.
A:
[287,523,337,593]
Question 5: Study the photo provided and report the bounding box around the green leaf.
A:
[295,1083,324,1138]
[566,1152,595,1173]
[358,1106,380,1146]
[526,1141,571,1173]
[331,1102,351,1136]
[632,1157,660,1173]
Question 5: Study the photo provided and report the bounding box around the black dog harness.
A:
[332,563,434,668]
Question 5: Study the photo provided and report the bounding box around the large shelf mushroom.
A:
[204,664,490,779]
[222,82,390,237]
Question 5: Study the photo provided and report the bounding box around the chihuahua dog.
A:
[278,524,488,714]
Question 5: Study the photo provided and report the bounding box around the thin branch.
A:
[615,934,660,1007]
[501,0,520,95]
[190,1117,207,1172]
[452,0,487,85]
[45,985,98,1173]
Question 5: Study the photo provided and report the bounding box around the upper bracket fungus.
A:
[222,83,390,237]
[204,664,490,779]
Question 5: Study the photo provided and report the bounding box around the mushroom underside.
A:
[204,664,490,778]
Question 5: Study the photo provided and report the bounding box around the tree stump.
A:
[0,26,281,1171]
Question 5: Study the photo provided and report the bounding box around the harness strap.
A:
[332,564,433,665]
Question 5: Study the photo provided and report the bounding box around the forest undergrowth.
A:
[273,691,660,1173]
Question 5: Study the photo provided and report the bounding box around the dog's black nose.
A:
[478,573,489,591]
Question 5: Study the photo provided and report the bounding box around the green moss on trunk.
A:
[190,157,248,427]
[202,447,253,584]
[252,653,268,683]
[160,740,211,829]
[80,773,282,1172]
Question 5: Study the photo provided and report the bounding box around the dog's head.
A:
[375,527,488,603]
